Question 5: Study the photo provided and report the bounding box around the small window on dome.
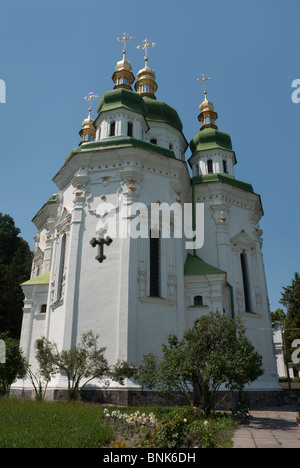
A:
[169,143,173,150]
[127,122,133,137]
[207,159,213,173]
[150,138,157,145]
[109,121,116,137]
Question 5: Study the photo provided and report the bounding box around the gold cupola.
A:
[197,74,218,130]
[112,33,135,90]
[79,92,98,144]
[198,90,218,130]
[135,38,158,99]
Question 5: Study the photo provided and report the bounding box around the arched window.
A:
[127,122,133,137]
[109,121,116,137]
[194,295,203,306]
[150,230,160,297]
[207,159,213,173]
[240,252,251,312]
[150,138,157,145]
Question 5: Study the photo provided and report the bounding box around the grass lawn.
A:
[0,398,114,448]
[0,398,237,448]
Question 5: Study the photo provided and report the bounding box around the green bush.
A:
[152,407,237,449]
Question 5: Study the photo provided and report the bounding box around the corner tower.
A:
[188,78,280,397]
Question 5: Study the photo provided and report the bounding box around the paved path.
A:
[233,403,300,448]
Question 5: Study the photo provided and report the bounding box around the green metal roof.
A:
[21,271,51,286]
[96,88,147,117]
[191,173,254,193]
[95,88,183,133]
[184,254,226,275]
[190,127,233,155]
[65,136,176,163]
[142,95,183,132]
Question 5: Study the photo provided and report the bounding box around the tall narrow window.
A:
[57,234,67,301]
[127,122,133,137]
[150,230,160,297]
[207,159,213,173]
[109,121,116,137]
[223,159,228,173]
[240,252,251,312]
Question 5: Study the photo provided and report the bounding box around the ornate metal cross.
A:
[90,236,113,263]
[84,91,99,114]
[117,32,134,58]
[197,74,213,97]
[137,38,156,66]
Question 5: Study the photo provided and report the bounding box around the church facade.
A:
[13,38,282,405]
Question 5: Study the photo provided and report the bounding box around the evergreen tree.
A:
[279,272,300,368]
[0,213,33,339]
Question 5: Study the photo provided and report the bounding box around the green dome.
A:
[190,127,233,155]
[143,95,183,132]
[96,88,147,116]
[96,88,183,133]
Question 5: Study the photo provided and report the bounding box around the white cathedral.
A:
[13,37,282,405]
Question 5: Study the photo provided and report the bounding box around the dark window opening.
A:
[150,230,160,297]
[223,160,228,173]
[194,295,203,306]
[57,234,67,301]
[150,138,157,145]
[241,252,251,312]
[40,304,47,314]
[109,121,116,137]
[127,122,133,137]
[207,159,213,173]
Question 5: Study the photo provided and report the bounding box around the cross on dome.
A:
[117,32,134,61]
[137,38,156,68]
[84,91,99,116]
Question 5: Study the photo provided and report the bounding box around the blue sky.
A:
[0,0,299,312]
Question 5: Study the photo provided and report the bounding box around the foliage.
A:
[134,312,263,415]
[270,308,286,325]
[34,331,134,400]
[27,338,57,401]
[102,405,237,449]
[153,406,197,448]
[0,333,27,395]
[0,213,33,339]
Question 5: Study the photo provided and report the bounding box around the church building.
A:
[13,36,282,405]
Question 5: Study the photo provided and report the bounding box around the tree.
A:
[27,339,58,401]
[134,312,264,416]
[0,332,28,396]
[0,213,33,338]
[35,331,132,400]
[279,272,300,369]
[270,308,286,325]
